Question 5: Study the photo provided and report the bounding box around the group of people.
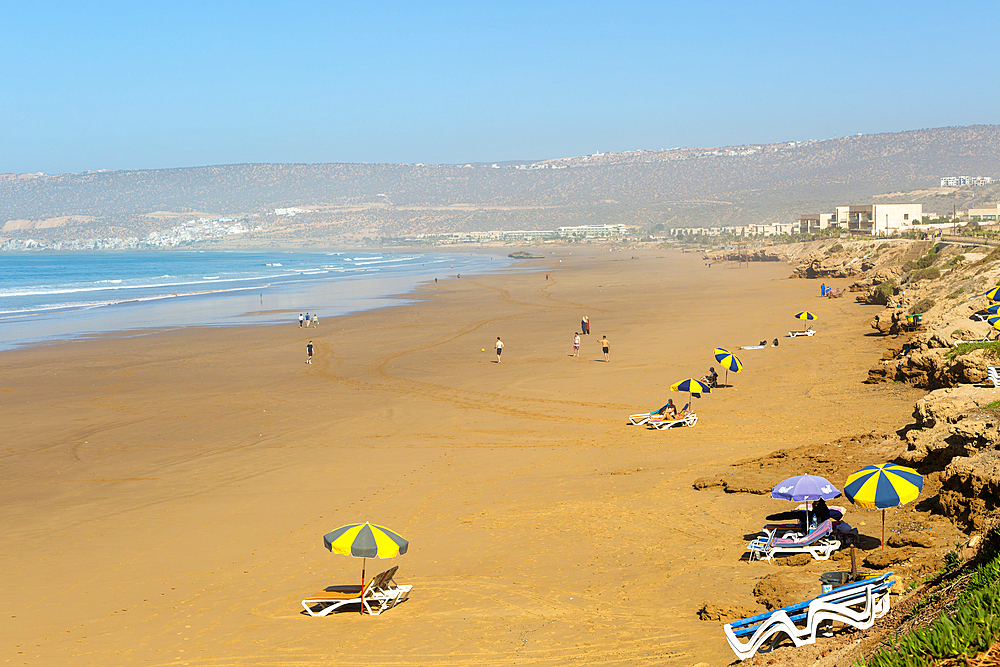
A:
[298,313,319,328]
[655,398,693,420]
[572,330,609,361]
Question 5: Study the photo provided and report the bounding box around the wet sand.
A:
[1,247,924,666]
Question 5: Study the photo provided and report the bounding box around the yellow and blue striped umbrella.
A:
[794,311,817,321]
[324,522,408,584]
[713,348,743,387]
[670,378,711,395]
[987,315,1000,326]
[984,286,1000,301]
[844,463,922,548]
[986,304,1000,314]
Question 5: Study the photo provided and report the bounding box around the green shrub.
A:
[947,341,1000,361]
[910,298,936,314]
[948,287,966,298]
[827,243,844,254]
[911,267,941,281]
[875,281,897,302]
[858,529,1000,667]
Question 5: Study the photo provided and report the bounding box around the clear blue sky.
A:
[2,1,997,174]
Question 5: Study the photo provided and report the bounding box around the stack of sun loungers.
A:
[746,519,841,563]
[787,329,816,338]
[723,573,894,660]
[301,565,412,616]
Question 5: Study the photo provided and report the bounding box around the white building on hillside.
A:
[796,204,922,236]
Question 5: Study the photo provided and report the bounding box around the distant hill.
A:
[3,125,1000,244]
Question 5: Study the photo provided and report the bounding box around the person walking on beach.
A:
[582,315,590,335]
[572,332,581,357]
[601,335,610,362]
[306,341,313,364]
[305,312,311,327]
[312,313,319,327]
[298,313,304,327]
[495,337,504,363]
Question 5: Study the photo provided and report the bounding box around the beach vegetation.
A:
[947,287,966,298]
[910,298,936,314]
[944,254,966,268]
[946,341,1000,362]
[983,400,1000,411]
[910,266,941,281]
[857,528,1000,667]
[875,281,897,301]
[826,243,844,254]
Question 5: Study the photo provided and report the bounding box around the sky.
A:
[2,0,998,174]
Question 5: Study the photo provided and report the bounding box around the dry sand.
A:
[1,248,926,666]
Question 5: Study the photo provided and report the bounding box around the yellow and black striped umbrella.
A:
[844,463,922,548]
[323,522,408,584]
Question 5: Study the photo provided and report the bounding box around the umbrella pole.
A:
[361,557,366,586]
[725,369,729,388]
[881,509,886,550]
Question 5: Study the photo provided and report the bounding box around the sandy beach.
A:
[2,248,929,666]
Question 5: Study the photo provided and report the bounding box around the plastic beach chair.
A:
[723,573,894,661]
[301,566,412,616]
[747,519,840,563]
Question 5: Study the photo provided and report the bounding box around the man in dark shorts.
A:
[495,337,503,363]
[306,341,313,364]
[601,335,610,362]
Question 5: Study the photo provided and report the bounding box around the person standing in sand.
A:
[495,337,504,363]
[582,315,590,335]
[306,341,313,364]
[298,313,304,327]
[601,335,610,362]
[572,332,580,357]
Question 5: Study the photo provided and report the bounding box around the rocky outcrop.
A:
[898,387,1000,531]
[790,258,860,279]
[866,345,993,389]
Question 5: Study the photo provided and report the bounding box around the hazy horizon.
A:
[4,1,999,175]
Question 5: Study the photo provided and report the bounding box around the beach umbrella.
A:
[987,315,1000,326]
[324,522,409,585]
[984,287,1000,301]
[714,348,743,387]
[670,377,710,396]
[986,304,1000,314]
[771,474,842,502]
[771,474,842,532]
[844,463,922,549]
[794,312,817,333]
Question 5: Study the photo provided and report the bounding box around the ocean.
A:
[0,250,512,351]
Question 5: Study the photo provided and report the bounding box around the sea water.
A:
[0,250,512,351]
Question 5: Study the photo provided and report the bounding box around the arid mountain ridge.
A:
[2,125,999,244]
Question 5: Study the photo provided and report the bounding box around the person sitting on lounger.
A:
[657,399,677,419]
[700,367,718,388]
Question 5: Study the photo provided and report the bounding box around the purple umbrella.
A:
[771,474,842,502]
[771,474,842,531]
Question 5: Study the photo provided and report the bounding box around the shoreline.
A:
[0,248,517,352]
[2,247,929,666]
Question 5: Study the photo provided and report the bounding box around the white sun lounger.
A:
[746,519,840,562]
[629,403,689,425]
[301,566,412,616]
[787,329,816,337]
[723,573,894,661]
[646,412,697,429]
[989,365,1000,388]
